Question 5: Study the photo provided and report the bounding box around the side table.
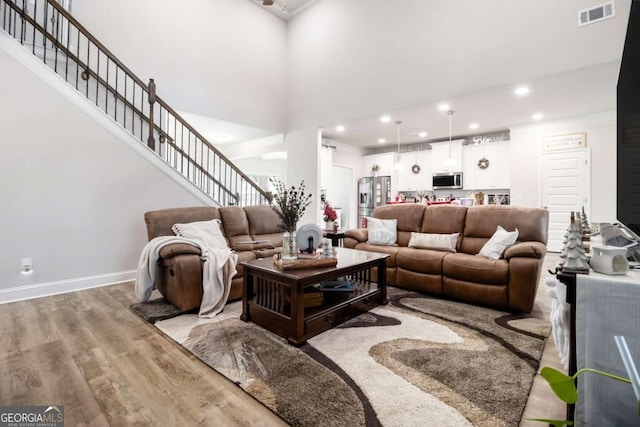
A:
[324,230,345,247]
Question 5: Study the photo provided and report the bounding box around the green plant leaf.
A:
[528,418,573,426]
[540,367,578,404]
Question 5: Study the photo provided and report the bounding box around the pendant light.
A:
[444,110,457,169]
[393,120,404,170]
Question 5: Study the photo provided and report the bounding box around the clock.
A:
[477,157,490,169]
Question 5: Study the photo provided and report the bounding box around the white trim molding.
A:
[0,270,136,304]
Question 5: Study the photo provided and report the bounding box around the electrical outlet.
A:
[21,258,33,273]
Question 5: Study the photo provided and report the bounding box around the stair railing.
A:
[0,0,270,206]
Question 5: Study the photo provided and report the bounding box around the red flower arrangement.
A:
[323,204,338,222]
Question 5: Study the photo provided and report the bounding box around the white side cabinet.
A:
[431,140,463,173]
[462,142,511,190]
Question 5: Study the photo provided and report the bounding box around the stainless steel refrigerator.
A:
[358,176,391,227]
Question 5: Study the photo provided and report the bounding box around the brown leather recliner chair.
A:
[144,205,283,311]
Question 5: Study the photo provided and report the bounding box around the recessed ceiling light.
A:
[419,132,428,138]
[532,113,544,120]
[380,115,391,123]
[514,86,530,96]
[469,123,479,130]
[336,125,345,132]
[438,103,450,111]
[378,138,386,144]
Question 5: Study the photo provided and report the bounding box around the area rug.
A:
[131,288,550,427]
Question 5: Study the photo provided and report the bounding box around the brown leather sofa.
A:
[144,205,283,311]
[343,204,549,313]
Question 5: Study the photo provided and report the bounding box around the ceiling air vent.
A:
[578,1,615,26]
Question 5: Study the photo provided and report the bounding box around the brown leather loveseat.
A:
[144,205,283,311]
[343,204,549,313]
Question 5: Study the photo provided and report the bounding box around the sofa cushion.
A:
[244,205,280,234]
[244,205,283,240]
[396,247,448,275]
[219,206,253,248]
[373,204,425,246]
[408,232,459,252]
[421,205,467,235]
[477,226,519,260]
[367,217,397,246]
[443,253,509,285]
[460,205,549,255]
[172,219,228,249]
[353,243,400,268]
[145,207,220,240]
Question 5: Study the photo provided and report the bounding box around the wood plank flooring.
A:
[0,254,565,426]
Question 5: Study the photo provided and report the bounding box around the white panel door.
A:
[542,149,590,252]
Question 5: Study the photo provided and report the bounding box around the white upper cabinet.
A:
[363,152,395,178]
[462,141,511,190]
[397,150,432,191]
[431,140,463,173]
[462,144,477,190]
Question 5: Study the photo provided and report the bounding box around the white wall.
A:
[510,111,617,222]
[286,0,629,130]
[0,45,207,300]
[73,0,287,133]
[285,127,322,225]
[232,157,287,183]
[327,139,366,230]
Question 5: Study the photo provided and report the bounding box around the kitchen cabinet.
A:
[397,150,432,191]
[462,141,511,190]
[431,140,463,173]
[363,152,395,178]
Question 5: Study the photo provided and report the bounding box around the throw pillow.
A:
[366,217,397,246]
[477,225,519,260]
[172,219,228,249]
[408,232,459,252]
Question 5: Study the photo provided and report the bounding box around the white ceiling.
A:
[239,0,627,152]
[247,0,319,20]
[322,61,620,148]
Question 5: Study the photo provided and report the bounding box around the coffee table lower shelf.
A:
[244,284,382,346]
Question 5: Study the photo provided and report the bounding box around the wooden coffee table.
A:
[240,247,389,346]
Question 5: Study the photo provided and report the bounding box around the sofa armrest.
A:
[504,241,546,260]
[158,243,202,259]
[344,228,368,243]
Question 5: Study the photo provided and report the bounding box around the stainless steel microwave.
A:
[432,172,463,189]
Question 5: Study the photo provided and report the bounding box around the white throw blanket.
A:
[135,236,238,318]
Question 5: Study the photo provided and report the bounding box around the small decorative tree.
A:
[561,212,589,274]
[581,207,591,254]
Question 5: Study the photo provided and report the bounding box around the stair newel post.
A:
[147,78,156,151]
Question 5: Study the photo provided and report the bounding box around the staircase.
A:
[0,0,269,207]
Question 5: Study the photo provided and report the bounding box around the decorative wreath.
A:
[411,164,421,174]
[371,164,380,172]
[477,157,490,169]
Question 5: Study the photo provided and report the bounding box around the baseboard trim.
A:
[0,270,136,304]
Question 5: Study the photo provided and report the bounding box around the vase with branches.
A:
[268,178,312,260]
